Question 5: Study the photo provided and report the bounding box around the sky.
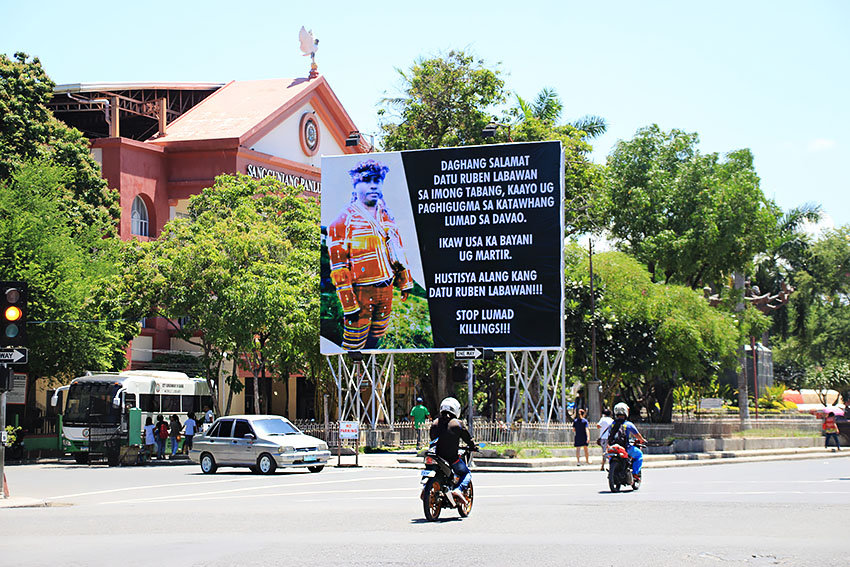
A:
[2,1,848,227]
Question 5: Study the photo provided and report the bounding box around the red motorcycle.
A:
[606,442,644,492]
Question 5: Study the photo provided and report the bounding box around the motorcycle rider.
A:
[608,402,647,481]
[429,396,474,505]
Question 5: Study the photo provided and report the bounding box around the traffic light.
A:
[0,281,27,347]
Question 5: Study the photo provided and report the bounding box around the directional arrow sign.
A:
[454,347,483,360]
[0,348,28,364]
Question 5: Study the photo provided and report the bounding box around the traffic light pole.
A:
[1,363,6,499]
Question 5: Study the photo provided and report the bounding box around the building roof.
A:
[148,76,354,146]
[53,82,225,94]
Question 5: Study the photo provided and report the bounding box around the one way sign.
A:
[0,348,28,364]
[454,347,495,361]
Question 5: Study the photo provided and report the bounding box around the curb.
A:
[358,447,849,472]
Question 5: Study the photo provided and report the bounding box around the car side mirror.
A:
[244,433,255,440]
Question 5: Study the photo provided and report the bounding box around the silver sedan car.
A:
[190,414,331,474]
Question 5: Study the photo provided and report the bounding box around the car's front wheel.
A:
[257,453,277,475]
[308,465,324,473]
[200,452,217,474]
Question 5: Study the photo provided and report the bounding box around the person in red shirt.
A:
[823,412,841,451]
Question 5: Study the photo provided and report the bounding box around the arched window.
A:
[131,196,149,237]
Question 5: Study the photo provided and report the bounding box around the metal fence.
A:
[295,415,821,448]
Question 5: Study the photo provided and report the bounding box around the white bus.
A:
[51,370,212,464]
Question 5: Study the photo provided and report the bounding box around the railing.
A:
[294,416,821,448]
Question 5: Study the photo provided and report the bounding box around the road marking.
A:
[46,472,406,501]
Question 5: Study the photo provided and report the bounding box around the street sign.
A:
[339,421,360,440]
[0,348,27,364]
[454,347,494,360]
[454,347,483,360]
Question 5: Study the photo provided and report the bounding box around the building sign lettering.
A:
[246,163,321,194]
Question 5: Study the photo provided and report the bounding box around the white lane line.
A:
[47,472,408,501]
[103,485,414,504]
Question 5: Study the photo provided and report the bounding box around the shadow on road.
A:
[410,517,463,524]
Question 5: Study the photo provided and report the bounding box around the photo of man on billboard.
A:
[326,159,415,350]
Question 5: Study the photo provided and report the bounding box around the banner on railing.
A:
[320,141,565,354]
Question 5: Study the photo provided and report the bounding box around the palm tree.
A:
[513,87,607,139]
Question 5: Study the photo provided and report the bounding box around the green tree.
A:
[604,125,779,289]
[0,52,120,233]
[513,87,607,139]
[566,247,741,422]
[752,203,821,339]
[0,161,134,415]
[775,226,850,375]
[378,50,505,150]
[129,174,320,416]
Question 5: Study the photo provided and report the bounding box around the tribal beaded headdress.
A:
[348,159,389,184]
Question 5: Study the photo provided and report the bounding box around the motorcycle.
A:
[606,442,645,492]
[420,444,477,521]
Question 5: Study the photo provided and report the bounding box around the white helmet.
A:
[613,402,629,418]
[439,397,461,419]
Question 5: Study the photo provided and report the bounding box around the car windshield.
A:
[252,418,301,436]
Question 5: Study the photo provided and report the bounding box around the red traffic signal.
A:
[1,281,27,347]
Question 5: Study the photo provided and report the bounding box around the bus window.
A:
[161,394,180,413]
[233,419,252,438]
[181,395,199,413]
[124,393,137,409]
[139,394,156,412]
[64,382,121,425]
[200,395,213,411]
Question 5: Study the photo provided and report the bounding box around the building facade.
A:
[50,75,370,419]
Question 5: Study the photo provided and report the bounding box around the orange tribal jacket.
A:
[327,201,413,314]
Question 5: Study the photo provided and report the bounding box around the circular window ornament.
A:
[300,112,320,156]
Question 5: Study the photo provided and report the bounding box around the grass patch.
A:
[482,442,577,458]
[731,428,820,438]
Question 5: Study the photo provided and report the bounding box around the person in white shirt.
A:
[597,408,614,471]
[182,412,198,454]
[143,416,156,459]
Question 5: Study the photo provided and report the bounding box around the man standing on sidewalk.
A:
[411,397,430,450]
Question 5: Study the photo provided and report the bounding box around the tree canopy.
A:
[126,174,321,414]
[0,161,134,401]
[0,52,120,233]
[604,125,779,289]
[379,50,505,151]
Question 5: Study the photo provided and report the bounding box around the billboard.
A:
[320,141,564,354]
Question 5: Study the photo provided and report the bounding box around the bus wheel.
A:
[200,453,217,474]
[74,453,89,465]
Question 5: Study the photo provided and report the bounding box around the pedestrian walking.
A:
[597,408,614,471]
[573,408,591,466]
[154,414,168,460]
[182,412,197,455]
[143,416,156,459]
[823,412,841,451]
[169,414,181,458]
[410,397,430,450]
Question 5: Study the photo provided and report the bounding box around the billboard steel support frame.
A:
[327,353,395,429]
[505,350,567,424]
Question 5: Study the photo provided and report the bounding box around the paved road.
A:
[1,456,847,566]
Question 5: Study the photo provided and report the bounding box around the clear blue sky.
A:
[2,1,847,226]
